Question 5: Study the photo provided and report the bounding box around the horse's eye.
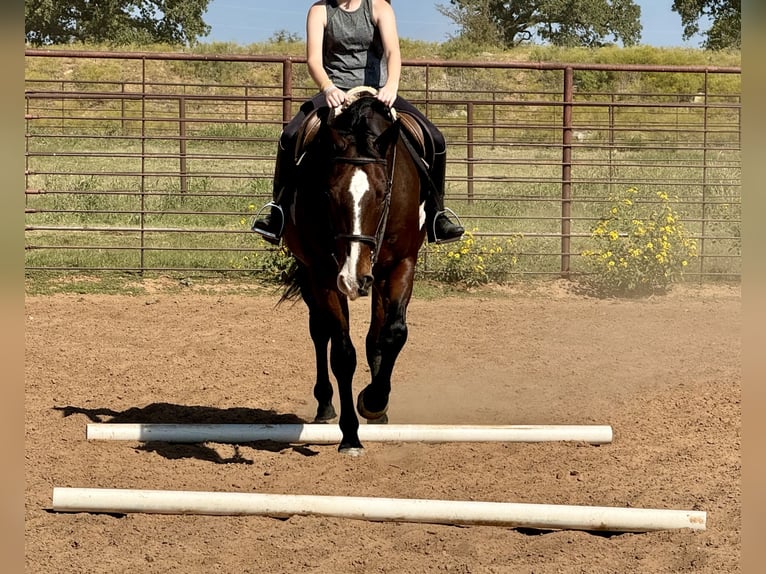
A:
[329,129,348,153]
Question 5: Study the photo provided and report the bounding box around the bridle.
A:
[329,126,398,268]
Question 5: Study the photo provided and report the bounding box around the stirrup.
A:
[251,201,284,245]
[431,207,465,245]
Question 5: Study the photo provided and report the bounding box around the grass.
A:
[25,133,741,278]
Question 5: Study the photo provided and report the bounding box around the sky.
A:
[201,1,708,48]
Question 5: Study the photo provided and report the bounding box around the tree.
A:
[269,30,303,44]
[25,0,212,46]
[437,0,642,48]
[672,0,740,50]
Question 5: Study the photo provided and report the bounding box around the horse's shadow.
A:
[54,403,321,463]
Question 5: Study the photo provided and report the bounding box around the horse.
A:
[279,87,427,455]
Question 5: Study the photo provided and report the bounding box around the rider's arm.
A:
[306,3,328,89]
[306,2,346,107]
[373,0,401,107]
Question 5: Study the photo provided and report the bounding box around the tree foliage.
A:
[437,0,642,48]
[269,30,303,44]
[672,0,740,49]
[25,0,212,46]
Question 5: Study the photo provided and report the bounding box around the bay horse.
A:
[279,87,427,455]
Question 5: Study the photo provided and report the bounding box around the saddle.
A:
[294,86,435,170]
[295,108,323,165]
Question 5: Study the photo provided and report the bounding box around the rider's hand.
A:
[376,85,397,108]
[324,86,347,108]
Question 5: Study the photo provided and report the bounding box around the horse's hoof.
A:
[314,404,337,423]
[356,388,388,421]
[339,446,365,457]
[314,413,337,423]
[366,413,388,425]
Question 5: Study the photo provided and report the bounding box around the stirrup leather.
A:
[251,201,285,242]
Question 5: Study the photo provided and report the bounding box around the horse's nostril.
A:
[358,275,374,296]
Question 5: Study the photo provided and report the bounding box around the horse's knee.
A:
[330,336,357,377]
[385,318,408,350]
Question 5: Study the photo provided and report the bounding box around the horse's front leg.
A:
[357,263,415,423]
[311,289,362,454]
[330,328,362,454]
[307,312,336,422]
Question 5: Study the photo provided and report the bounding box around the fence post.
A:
[467,102,475,204]
[492,91,497,148]
[60,80,65,132]
[700,71,709,279]
[560,67,574,277]
[245,85,249,122]
[121,82,126,134]
[140,58,147,274]
[179,96,187,195]
[609,93,615,196]
[283,59,293,125]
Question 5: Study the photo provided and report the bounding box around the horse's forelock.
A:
[324,99,381,158]
[332,93,389,126]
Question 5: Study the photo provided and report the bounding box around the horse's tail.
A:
[278,259,304,305]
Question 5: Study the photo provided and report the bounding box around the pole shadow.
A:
[54,402,323,462]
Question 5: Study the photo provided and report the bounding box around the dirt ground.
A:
[24,279,741,573]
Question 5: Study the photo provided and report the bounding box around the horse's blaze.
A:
[337,168,374,300]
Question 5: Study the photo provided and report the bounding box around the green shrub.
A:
[421,230,521,286]
[580,187,697,297]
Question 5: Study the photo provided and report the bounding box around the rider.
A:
[252,0,464,245]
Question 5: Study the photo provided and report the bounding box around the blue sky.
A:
[201,1,708,47]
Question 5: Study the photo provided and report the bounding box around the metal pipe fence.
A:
[24,50,741,280]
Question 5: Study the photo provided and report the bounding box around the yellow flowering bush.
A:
[423,229,520,286]
[581,187,697,296]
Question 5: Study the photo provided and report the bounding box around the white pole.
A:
[51,487,705,532]
[85,423,613,444]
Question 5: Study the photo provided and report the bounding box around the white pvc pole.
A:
[85,423,613,445]
[51,487,705,532]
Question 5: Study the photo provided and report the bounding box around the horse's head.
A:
[314,89,401,300]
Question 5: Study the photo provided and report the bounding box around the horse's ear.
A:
[374,121,401,156]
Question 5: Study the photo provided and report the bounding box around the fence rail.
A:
[24,49,741,280]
